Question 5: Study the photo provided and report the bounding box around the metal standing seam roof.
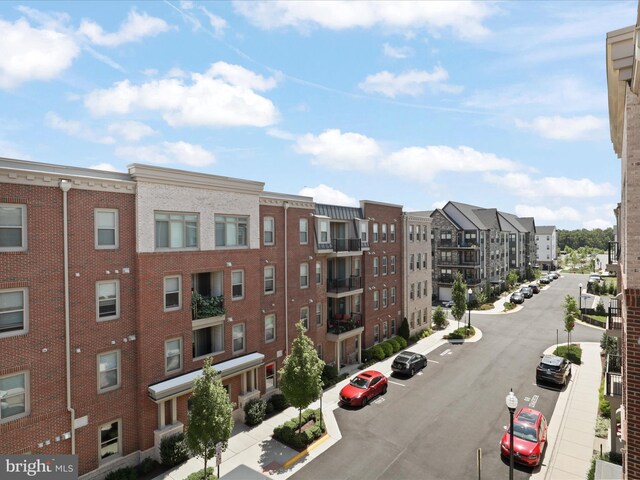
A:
[446,201,490,230]
[472,208,500,231]
[498,211,529,233]
[315,203,364,220]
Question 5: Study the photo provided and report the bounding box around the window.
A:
[96,281,119,321]
[215,215,248,248]
[353,294,361,313]
[300,307,309,329]
[374,325,380,343]
[423,283,428,297]
[382,289,388,308]
[409,254,415,271]
[319,220,329,243]
[410,284,415,300]
[95,209,118,249]
[264,266,275,295]
[98,350,120,393]
[165,338,182,373]
[265,314,276,342]
[416,226,421,242]
[383,322,388,339]
[382,224,387,242]
[423,227,427,241]
[0,371,28,422]
[316,344,323,360]
[409,225,414,241]
[263,217,274,245]
[232,271,244,300]
[382,256,388,275]
[265,363,276,390]
[99,420,121,462]
[410,312,415,329]
[353,258,361,277]
[423,254,427,269]
[441,231,452,242]
[373,223,379,242]
[391,287,396,305]
[441,251,453,263]
[192,324,224,358]
[316,261,322,285]
[417,310,422,325]
[0,204,26,251]
[390,224,396,242]
[417,282,422,298]
[0,288,28,337]
[155,212,198,249]
[373,291,379,310]
[391,256,396,274]
[360,223,368,243]
[391,319,396,335]
[299,218,308,244]
[232,324,245,353]
[417,253,422,270]
[316,303,323,326]
[300,263,309,288]
[373,257,379,277]
[164,276,181,311]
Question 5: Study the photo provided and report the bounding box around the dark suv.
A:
[536,355,571,386]
[392,351,427,376]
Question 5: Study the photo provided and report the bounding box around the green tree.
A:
[451,273,468,329]
[562,294,579,348]
[398,317,410,340]
[432,307,447,330]
[185,358,234,480]
[279,321,325,432]
[506,270,519,290]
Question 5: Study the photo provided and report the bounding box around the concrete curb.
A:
[281,434,330,469]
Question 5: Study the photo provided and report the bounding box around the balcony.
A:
[327,313,364,341]
[332,238,362,252]
[607,241,620,274]
[436,275,480,286]
[608,298,622,336]
[436,240,478,249]
[191,292,225,321]
[605,354,622,399]
[327,276,363,297]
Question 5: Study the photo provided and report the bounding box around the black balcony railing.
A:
[436,240,478,249]
[327,313,363,335]
[608,299,622,331]
[327,276,362,293]
[332,238,362,252]
[436,275,480,285]
[608,241,620,265]
[191,292,225,320]
[606,354,622,397]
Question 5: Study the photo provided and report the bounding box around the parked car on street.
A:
[392,351,427,376]
[500,408,548,467]
[339,370,387,407]
[529,283,540,294]
[442,300,454,308]
[549,272,559,279]
[520,286,533,298]
[589,274,602,283]
[539,276,551,284]
[510,291,525,304]
[536,354,571,386]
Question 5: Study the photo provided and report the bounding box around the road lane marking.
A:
[524,397,531,402]
[389,381,406,387]
[529,395,539,408]
[428,360,439,364]
[440,349,452,356]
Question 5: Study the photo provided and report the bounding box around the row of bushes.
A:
[554,344,583,365]
[273,408,326,450]
[444,326,475,340]
[363,336,407,363]
[244,393,290,426]
[104,458,161,480]
[321,364,349,389]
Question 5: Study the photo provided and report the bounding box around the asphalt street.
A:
[292,273,603,480]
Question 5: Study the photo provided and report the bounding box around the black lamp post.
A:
[467,288,472,329]
[506,389,518,480]
[578,282,583,315]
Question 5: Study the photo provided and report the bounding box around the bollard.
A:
[477,447,482,480]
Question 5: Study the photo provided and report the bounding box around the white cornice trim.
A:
[260,191,315,209]
[0,167,135,193]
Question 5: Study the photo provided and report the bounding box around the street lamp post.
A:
[506,389,518,480]
[578,282,583,315]
[467,288,472,330]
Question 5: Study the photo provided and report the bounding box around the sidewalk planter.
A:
[273,408,326,451]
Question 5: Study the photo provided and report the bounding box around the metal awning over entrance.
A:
[147,352,264,402]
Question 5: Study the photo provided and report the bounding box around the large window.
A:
[382,224,387,242]
[316,261,322,285]
[99,420,121,462]
[300,263,309,288]
[155,212,198,249]
[0,372,28,423]
[95,209,118,249]
[319,220,329,243]
[373,223,379,242]
[165,338,182,373]
[360,223,368,243]
[382,256,387,275]
[382,289,388,308]
[316,302,323,326]
[300,306,309,329]
[299,218,308,244]
[409,254,415,271]
[390,224,396,242]
[353,294,361,313]
[373,291,379,310]
[265,314,276,342]
[193,324,224,358]
[164,276,181,311]
[374,325,379,343]
[0,204,26,251]
[383,322,388,339]
[215,215,248,248]
[264,266,275,295]
[417,253,422,270]
[96,280,119,321]
[98,350,120,393]
[265,363,276,390]
[373,257,379,277]
[390,256,396,274]
[409,225,414,241]
[354,258,361,277]
[232,324,245,353]
[0,288,28,337]
[232,270,244,300]
[263,217,274,246]
[391,287,396,305]
[416,225,421,242]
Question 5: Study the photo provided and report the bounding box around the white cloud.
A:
[431,200,447,209]
[0,18,79,89]
[180,1,194,10]
[583,218,614,229]
[45,112,115,144]
[294,129,382,170]
[201,7,227,36]
[267,128,295,140]
[484,173,616,198]
[115,141,216,167]
[298,184,358,207]
[383,43,412,59]
[89,162,122,172]
[515,115,607,141]
[84,62,279,128]
[381,145,518,181]
[79,10,171,47]
[107,121,156,142]
[0,139,32,160]
[233,1,495,39]
[358,67,462,97]
[515,204,581,223]
[142,68,158,76]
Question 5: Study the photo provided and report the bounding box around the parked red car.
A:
[339,370,387,407]
[500,408,548,467]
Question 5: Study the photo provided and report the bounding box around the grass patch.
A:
[476,303,494,311]
[445,326,475,340]
[553,344,582,364]
[584,315,607,325]
[503,302,516,312]
[599,376,611,419]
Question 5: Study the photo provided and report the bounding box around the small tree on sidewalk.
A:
[562,294,579,348]
[432,306,447,330]
[279,321,325,433]
[451,273,467,330]
[185,358,234,480]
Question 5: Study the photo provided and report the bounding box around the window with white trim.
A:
[0,371,29,423]
[192,323,224,358]
[382,256,387,275]
[390,256,396,274]
[164,276,181,311]
[165,338,182,373]
[391,319,396,335]
[95,209,118,249]
[391,287,396,305]
[265,363,276,390]
[316,344,323,360]
[265,314,276,342]
[423,227,427,241]
[155,212,198,249]
[215,215,248,247]
[382,288,388,308]
[0,288,28,337]
[264,266,275,295]
[316,261,322,284]
[382,224,387,242]
[99,419,121,462]
[374,324,379,343]
[373,291,379,310]
[354,258,361,277]
[263,217,274,246]
[373,223,379,242]
[232,323,245,353]
[319,220,328,243]
[0,204,26,252]
[417,253,421,270]
[232,270,244,300]
[410,284,415,300]
[417,282,422,298]
[300,306,309,329]
[299,218,308,244]
[360,223,368,243]
[417,310,422,325]
[409,254,415,271]
[390,224,396,242]
[383,322,388,339]
[96,280,119,321]
[98,350,120,393]
[409,225,414,241]
[353,294,361,313]
[300,263,309,288]
[316,303,323,326]
[373,257,379,277]
[423,253,427,269]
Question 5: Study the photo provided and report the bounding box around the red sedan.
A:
[339,370,387,407]
[500,408,548,467]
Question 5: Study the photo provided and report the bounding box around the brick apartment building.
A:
[0,158,428,478]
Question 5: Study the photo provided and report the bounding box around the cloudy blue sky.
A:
[0,1,635,229]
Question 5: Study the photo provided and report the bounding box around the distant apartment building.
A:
[605,8,640,478]
[535,226,558,271]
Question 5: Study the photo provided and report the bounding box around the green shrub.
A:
[388,337,401,353]
[600,397,611,419]
[503,302,515,311]
[369,345,385,361]
[398,318,410,341]
[587,456,596,480]
[265,399,274,415]
[273,409,326,450]
[105,467,137,480]
[396,336,407,349]
[445,331,464,340]
[160,433,189,467]
[478,304,494,311]
[553,344,582,365]
[186,467,215,480]
[380,341,393,358]
[606,451,622,465]
[432,307,447,329]
[595,301,606,316]
[321,364,339,386]
[445,326,475,340]
[244,398,267,426]
[138,458,158,476]
[270,393,290,412]
[358,359,377,370]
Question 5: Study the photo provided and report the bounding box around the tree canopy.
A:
[451,273,468,324]
[558,228,614,251]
